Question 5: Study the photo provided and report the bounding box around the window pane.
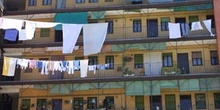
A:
[163,53,173,67]
[37,99,47,109]
[105,56,114,69]
[134,54,143,68]
[106,20,113,34]
[133,19,142,32]
[43,0,52,5]
[22,99,30,109]
[87,97,97,109]
[89,0,98,3]
[214,93,220,109]
[76,0,85,3]
[88,56,98,65]
[195,94,206,109]
[29,0,37,6]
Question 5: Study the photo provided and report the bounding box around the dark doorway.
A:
[177,53,189,74]
[150,95,162,110]
[52,99,62,110]
[147,19,158,37]
[50,56,64,79]
[180,95,192,110]
[73,97,83,110]
[104,96,114,110]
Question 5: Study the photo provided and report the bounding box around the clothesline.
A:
[0,17,108,55]
[168,19,215,39]
[2,57,110,78]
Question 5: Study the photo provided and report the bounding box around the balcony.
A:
[3,0,212,15]
[4,25,215,47]
[13,60,219,81]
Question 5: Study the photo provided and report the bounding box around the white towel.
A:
[203,19,215,36]
[62,24,82,54]
[83,23,108,56]
[80,59,88,78]
[168,23,181,39]
[25,20,60,40]
[191,21,203,31]
[1,18,23,31]
[18,29,27,41]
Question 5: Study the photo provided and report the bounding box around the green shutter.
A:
[40,28,50,37]
[189,16,199,23]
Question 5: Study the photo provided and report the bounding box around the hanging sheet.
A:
[83,23,108,56]
[168,23,181,39]
[62,24,82,54]
[203,19,215,36]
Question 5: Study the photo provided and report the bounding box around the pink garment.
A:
[29,60,37,68]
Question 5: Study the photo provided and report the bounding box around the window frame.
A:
[192,51,203,66]
[42,0,52,5]
[76,0,85,3]
[105,55,114,69]
[106,20,114,34]
[210,50,219,65]
[195,93,206,109]
[133,19,142,32]
[134,54,143,68]
[88,56,98,65]
[163,53,173,67]
[29,0,37,6]
[161,17,170,31]
[214,93,220,109]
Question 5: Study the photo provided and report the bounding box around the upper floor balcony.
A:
[0,60,219,83]
[3,0,213,15]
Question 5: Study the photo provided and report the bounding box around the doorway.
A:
[180,95,192,110]
[52,99,62,110]
[147,19,158,37]
[135,96,144,110]
[150,95,162,110]
[177,53,189,74]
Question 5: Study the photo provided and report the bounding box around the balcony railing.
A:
[3,0,212,13]
[16,26,216,45]
[15,60,220,81]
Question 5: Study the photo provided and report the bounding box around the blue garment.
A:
[99,65,105,70]
[4,29,18,41]
[37,61,43,68]
[74,60,80,70]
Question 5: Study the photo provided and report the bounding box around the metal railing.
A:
[17,60,220,81]
[16,26,216,45]
[3,0,212,12]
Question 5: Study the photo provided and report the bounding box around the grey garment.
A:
[180,23,189,37]
[56,0,66,9]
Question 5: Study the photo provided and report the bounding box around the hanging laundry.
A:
[18,29,27,41]
[1,18,23,31]
[29,60,37,68]
[88,65,97,74]
[2,57,17,76]
[0,18,3,28]
[74,60,80,70]
[17,59,29,69]
[191,21,203,31]
[4,29,18,41]
[168,23,181,39]
[80,59,89,78]
[48,61,54,71]
[180,23,189,37]
[83,23,108,56]
[41,61,49,75]
[53,61,62,72]
[203,19,215,36]
[67,60,74,74]
[25,20,60,40]
[62,24,82,54]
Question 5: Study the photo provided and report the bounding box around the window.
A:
[133,19,142,32]
[206,15,215,28]
[43,0,52,5]
[189,16,199,29]
[37,99,47,109]
[88,56,98,65]
[210,50,218,65]
[214,93,220,109]
[105,56,114,69]
[134,54,143,68]
[76,0,85,3]
[29,0,37,6]
[55,30,63,42]
[192,52,202,66]
[105,0,113,2]
[161,17,170,31]
[75,57,84,60]
[163,53,173,67]
[87,97,97,109]
[21,99,30,109]
[106,20,113,34]
[40,28,50,37]
[89,0,98,3]
[195,93,206,109]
